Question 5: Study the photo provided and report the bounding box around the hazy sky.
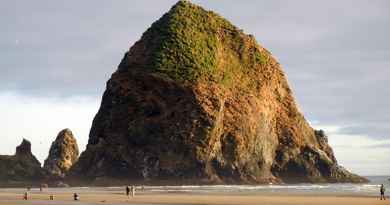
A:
[1,0,389,175]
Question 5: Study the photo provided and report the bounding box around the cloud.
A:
[364,143,390,149]
[0,0,178,96]
[338,124,390,141]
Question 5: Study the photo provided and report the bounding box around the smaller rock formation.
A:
[44,129,79,178]
[16,139,34,156]
[0,139,44,185]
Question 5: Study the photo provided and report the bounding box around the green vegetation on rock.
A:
[145,1,223,82]
[141,0,270,90]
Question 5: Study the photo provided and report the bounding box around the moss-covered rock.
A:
[121,0,271,91]
[71,0,367,185]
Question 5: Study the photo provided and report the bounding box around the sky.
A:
[0,0,389,176]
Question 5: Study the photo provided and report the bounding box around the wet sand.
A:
[0,191,388,205]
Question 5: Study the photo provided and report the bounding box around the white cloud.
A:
[312,122,390,176]
[0,92,99,164]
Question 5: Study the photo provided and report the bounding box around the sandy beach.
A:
[0,191,388,205]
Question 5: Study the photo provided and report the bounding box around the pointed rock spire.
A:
[44,129,79,178]
[15,138,33,156]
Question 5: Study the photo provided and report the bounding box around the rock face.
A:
[72,1,367,184]
[0,139,44,184]
[44,129,79,178]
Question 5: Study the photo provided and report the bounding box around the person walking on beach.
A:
[73,193,79,201]
[23,192,28,200]
[126,186,130,197]
[380,184,386,200]
[131,185,135,197]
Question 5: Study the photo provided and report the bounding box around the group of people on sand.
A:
[126,185,141,197]
[23,185,143,201]
[23,190,74,201]
[126,185,136,197]
[126,185,144,197]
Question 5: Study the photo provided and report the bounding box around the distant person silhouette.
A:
[131,185,135,197]
[380,184,386,200]
[126,186,130,197]
[73,193,79,201]
[23,192,28,200]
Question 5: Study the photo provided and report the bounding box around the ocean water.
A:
[0,176,388,197]
[144,176,390,196]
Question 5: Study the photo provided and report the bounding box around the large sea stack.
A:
[72,1,367,184]
[0,139,44,185]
